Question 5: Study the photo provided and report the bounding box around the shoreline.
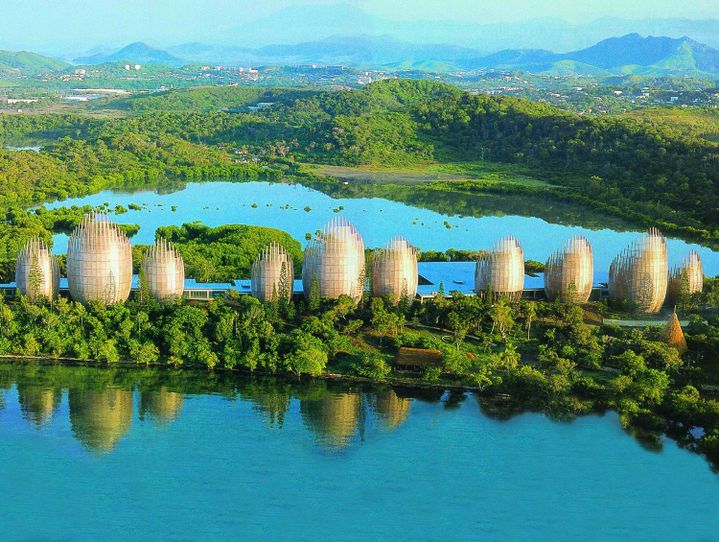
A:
[0,354,484,394]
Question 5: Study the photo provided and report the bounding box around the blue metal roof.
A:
[0,264,610,297]
[415,261,609,297]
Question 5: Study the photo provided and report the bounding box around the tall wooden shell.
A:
[475,236,524,300]
[667,251,703,303]
[544,236,593,303]
[371,236,418,302]
[67,213,133,305]
[15,237,59,300]
[302,217,365,302]
[142,238,185,300]
[609,228,668,313]
[251,242,294,302]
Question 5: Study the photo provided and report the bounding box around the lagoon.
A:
[0,361,717,541]
[43,181,719,275]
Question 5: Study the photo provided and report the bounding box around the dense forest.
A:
[2,79,717,241]
[146,223,302,282]
[1,277,719,468]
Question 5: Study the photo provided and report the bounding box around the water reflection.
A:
[17,384,62,427]
[69,387,133,453]
[371,387,412,429]
[139,387,184,426]
[300,383,363,449]
[0,362,431,454]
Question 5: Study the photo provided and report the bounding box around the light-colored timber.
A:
[475,236,524,301]
[668,251,703,304]
[15,237,60,301]
[302,216,365,302]
[371,236,418,303]
[544,236,594,303]
[609,228,668,313]
[66,213,132,305]
[251,242,294,302]
[142,238,185,300]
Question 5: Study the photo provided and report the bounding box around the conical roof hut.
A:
[663,311,688,355]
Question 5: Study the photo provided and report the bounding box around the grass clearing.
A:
[305,161,552,188]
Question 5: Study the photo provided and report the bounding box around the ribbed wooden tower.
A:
[15,237,60,301]
[251,242,294,302]
[544,236,593,303]
[66,213,133,305]
[609,228,668,313]
[371,236,418,303]
[667,251,703,304]
[142,238,185,300]
[475,236,524,301]
[302,217,365,302]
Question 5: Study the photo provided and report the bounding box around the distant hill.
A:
[75,42,183,66]
[214,4,719,51]
[165,33,719,78]
[457,34,719,77]
[0,50,68,73]
[256,36,480,67]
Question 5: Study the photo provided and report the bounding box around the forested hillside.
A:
[2,79,718,239]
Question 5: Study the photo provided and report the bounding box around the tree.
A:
[308,274,321,313]
[289,331,327,376]
[350,352,391,379]
[490,299,514,341]
[524,302,536,339]
[447,311,470,351]
[370,297,401,344]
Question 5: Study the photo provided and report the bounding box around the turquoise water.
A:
[0,362,717,541]
[44,181,718,274]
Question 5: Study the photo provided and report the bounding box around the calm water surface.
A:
[44,181,719,274]
[0,362,717,541]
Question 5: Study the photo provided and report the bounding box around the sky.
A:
[1,0,718,54]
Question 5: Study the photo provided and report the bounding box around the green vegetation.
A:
[96,87,317,114]
[1,277,719,468]
[2,79,718,241]
[1,78,719,469]
[0,50,69,74]
[144,223,302,282]
[620,107,719,143]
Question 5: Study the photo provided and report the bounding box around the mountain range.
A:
[459,34,719,76]
[208,4,719,52]
[75,42,183,66]
[0,50,68,73]
[71,34,719,79]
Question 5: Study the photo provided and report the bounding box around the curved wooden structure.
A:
[371,236,418,303]
[251,242,294,302]
[302,217,365,302]
[142,238,185,300]
[668,251,703,304]
[609,228,668,313]
[67,213,133,305]
[475,236,524,301]
[544,236,593,303]
[15,237,60,301]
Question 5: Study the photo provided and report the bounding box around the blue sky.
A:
[1,0,718,53]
